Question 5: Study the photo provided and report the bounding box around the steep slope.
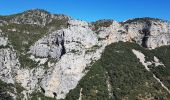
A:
[66,42,170,100]
[0,10,170,100]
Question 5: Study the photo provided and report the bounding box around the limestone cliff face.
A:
[0,10,170,99]
[31,20,99,99]
[0,48,20,84]
[123,18,170,49]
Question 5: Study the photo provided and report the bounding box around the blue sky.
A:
[0,0,169,22]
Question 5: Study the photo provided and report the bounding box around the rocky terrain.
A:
[0,9,170,100]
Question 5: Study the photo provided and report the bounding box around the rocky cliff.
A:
[0,9,170,100]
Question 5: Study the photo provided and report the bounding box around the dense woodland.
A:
[66,42,170,100]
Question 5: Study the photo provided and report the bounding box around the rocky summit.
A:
[0,9,170,100]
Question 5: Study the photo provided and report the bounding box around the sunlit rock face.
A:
[0,48,20,84]
[0,31,8,47]
[39,20,99,99]
[0,9,170,100]
[123,18,170,49]
[96,21,130,44]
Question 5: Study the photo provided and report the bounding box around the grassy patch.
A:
[30,91,56,100]
[92,20,113,31]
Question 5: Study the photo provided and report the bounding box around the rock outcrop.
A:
[123,18,170,49]
[0,48,20,84]
[0,31,8,47]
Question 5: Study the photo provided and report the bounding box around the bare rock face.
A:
[0,48,20,84]
[96,21,130,44]
[29,30,64,58]
[0,31,8,47]
[123,18,170,49]
[15,67,45,92]
[33,20,99,99]
[147,34,170,49]
[0,20,8,26]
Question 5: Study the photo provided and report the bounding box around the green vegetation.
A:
[122,17,167,25]
[66,42,170,100]
[149,46,170,90]
[0,13,68,69]
[0,45,10,49]
[65,60,109,100]
[0,80,14,100]
[92,19,113,31]
[85,45,101,53]
[30,91,56,100]
[0,24,48,68]
[0,80,25,100]
[0,24,48,53]
[47,18,68,29]
[19,54,39,68]
[70,49,79,53]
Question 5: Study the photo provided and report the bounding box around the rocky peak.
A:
[23,9,50,15]
[5,9,69,26]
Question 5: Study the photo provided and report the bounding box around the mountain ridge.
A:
[0,9,169,23]
[0,9,170,100]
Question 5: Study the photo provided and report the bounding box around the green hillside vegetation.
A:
[0,80,25,100]
[0,16,68,68]
[122,17,167,25]
[66,42,170,100]
[149,46,170,90]
[92,20,113,31]
[30,91,56,100]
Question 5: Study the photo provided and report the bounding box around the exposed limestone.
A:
[132,49,151,71]
[153,56,165,67]
[153,74,170,94]
[97,21,130,44]
[29,55,48,65]
[124,19,170,49]
[106,72,113,98]
[0,48,20,84]
[15,67,45,92]
[40,20,99,99]
[0,32,8,47]
[147,34,170,49]
[29,30,63,58]
[0,37,8,47]
[78,88,83,100]
[0,20,8,26]
[68,19,89,27]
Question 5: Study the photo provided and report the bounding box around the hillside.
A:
[0,9,170,100]
[66,42,170,100]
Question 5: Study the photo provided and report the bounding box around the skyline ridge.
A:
[0,0,169,22]
[0,9,169,23]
